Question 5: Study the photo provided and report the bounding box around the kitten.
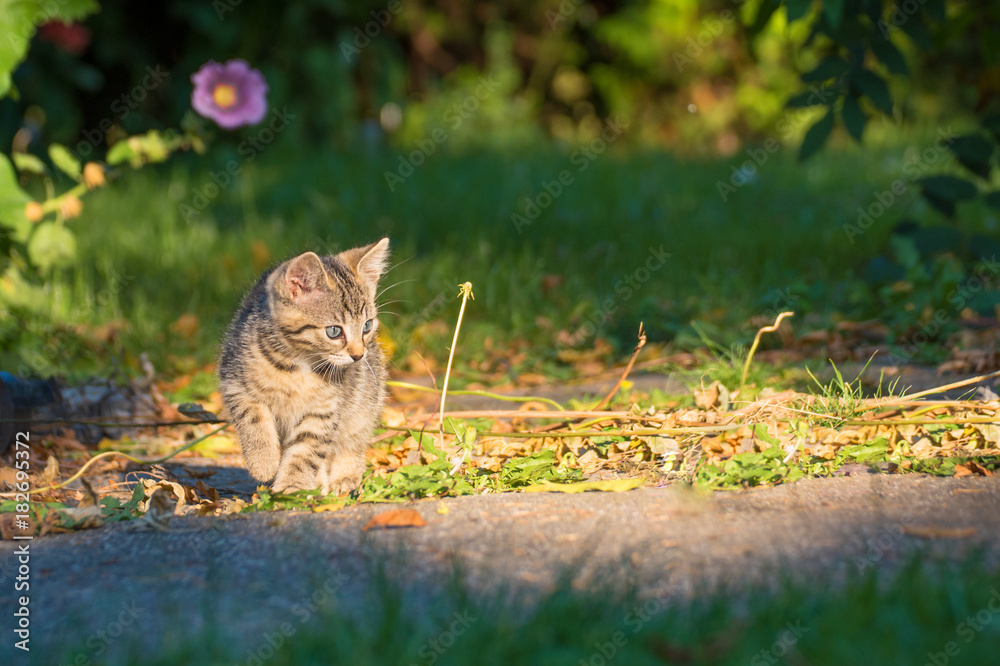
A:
[219,238,389,495]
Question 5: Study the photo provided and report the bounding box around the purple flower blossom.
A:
[190,60,268,129]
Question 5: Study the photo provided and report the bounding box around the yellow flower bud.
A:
[60,195,83,220]
[25,201,44,223]
[83,162,106,189]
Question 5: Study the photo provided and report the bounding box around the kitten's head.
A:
[271,238,389,368]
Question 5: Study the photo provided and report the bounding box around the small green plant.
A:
[803,358,903,427]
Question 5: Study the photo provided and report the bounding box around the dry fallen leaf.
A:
[362,508,427,531]
[39,456,60,486]
[522,478,646,494]
[954,461,994,477]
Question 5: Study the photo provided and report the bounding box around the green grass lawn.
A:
[4,127,996,381]
[37,554,1000,666]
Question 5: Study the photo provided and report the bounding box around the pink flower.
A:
[190,60,268,129]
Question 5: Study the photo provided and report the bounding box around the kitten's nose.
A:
[350,352,365,362]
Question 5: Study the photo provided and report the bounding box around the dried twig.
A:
[591,322,646,412]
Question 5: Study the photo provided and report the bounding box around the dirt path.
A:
[3,473,999,662]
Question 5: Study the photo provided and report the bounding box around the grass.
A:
[5,127,982,383]
[33,553,1000,665]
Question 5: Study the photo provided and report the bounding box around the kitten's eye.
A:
[363,319,374,333]
[325,325,343,339]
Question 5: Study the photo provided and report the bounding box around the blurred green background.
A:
[2,0,999,382]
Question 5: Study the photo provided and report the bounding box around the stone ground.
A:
[1,367,999,663]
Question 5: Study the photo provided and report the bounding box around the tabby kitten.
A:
[219,238,389,495]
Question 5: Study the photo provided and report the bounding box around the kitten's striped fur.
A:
[219,238,389,495]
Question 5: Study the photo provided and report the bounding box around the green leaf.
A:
[751,424,781,447]
[106,140,137,167]
[0,0,99,98]
[12,152,46,175]
[749,0,781,34]
[27,222,77,272]
[785,0,813,22]
[801,57,850,83]
[822,0,844,29]
[922,192,955,218]
[0,266,46,311]
[409,430,447,462]
[48,144,81,181]
[920,175,978,201]
[841,94,866,142]
[785,90,825,108]
[870,38,908,75]
[949,135,995,179]
[851,69,893,115]
[0,154,33,241]
[798,110,835,162]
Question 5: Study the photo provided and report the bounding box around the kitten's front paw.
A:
[271,470,321,495]
[328,475,362,496]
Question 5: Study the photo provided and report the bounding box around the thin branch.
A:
[591,322,646,412]
[896,369,1000,402]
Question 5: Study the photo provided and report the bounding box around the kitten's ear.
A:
[284,252,326,301]
[341,238,390,286]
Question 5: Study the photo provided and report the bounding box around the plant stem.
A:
[439,282,474,441]
[740,311,794,390]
